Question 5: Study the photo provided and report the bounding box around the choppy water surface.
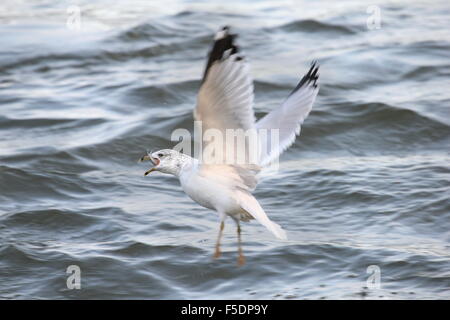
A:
[1,0,449,299]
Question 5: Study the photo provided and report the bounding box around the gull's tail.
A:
[237,191,288,240]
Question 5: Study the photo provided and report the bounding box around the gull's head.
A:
[139,149,189,176]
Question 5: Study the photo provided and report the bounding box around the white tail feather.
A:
[238,191,287,240]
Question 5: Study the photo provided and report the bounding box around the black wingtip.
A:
[290,61,320,95]
[202,26,240,82]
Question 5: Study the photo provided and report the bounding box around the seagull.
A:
[140,26,319,265]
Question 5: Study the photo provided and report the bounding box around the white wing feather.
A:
[195,33,255,134]
[256,63,319,166]
[195,28,256,167]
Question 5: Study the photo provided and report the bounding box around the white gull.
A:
[140,26,319,265]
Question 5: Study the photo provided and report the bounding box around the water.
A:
[1,0,449,299]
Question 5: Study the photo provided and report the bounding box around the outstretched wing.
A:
[256,62,319,166]
[195,26,255,132]
[195,27,256,167]
[195,27,259,190]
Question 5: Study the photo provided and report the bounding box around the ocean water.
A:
[0,0,449,299]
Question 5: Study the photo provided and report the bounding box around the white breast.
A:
[179,165,241,215]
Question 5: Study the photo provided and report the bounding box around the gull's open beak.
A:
[144,167,156,176]
[138,155,151,163]
[139,153,160,176]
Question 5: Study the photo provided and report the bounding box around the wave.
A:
[1,208,99,229]
[303,101,449,138]
[402,65,450,80]
[0,165,92,202]
[0,116,106,130]
[0,36,206,73]
[275,19,359,35]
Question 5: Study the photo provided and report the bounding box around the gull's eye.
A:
[157,153,164,158]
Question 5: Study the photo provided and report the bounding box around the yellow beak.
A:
[144,167,156,176]
[139,153,159,176]
[138,155,151,163]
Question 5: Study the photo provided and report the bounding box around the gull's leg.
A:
[237,221,245,266]
[213,220,225,259]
